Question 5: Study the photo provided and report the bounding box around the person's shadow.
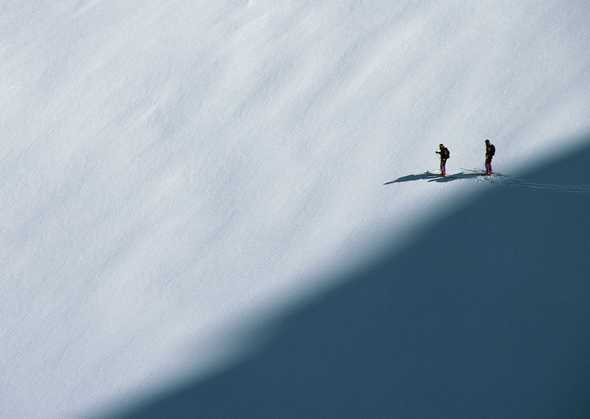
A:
[427,172,483,183]
[384,171,483,185]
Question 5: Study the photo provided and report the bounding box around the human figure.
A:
[485,139,495,175]
[435,144,450,176]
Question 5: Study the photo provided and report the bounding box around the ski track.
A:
[460,168,590,193]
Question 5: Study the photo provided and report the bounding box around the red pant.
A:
[485,158,493,175]
[440,159,447,176]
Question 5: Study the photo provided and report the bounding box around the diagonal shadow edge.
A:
[106,135,590,419]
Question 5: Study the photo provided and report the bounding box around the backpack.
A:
[443,147,450,159]
[489,145,495,157]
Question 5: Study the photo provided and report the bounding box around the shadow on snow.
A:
[384,172,441,184]
[385,171,485,185]
[427,172,483,183]
[107,135,590,419]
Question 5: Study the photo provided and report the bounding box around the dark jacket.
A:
[437,146,450,160]
[486,143,496,160]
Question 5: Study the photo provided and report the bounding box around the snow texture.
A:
[113,136,590,419]
[1,1,589,418]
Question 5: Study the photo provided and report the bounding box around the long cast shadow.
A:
[386,171,484,185]
[109,136,590,419]
[384,171,441,184]
[428,172,483,182]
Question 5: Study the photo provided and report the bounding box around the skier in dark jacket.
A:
[436,144,450,176]
[485,139,495,175]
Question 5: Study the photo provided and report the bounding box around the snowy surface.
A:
[1,1,589,418]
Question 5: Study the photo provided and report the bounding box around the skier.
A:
[485,139,495,175]
[435,144,450,176]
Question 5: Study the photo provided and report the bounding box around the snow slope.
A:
[112,135,590,419]
[1,1,589,417]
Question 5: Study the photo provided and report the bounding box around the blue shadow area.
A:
[109,137,590,419]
